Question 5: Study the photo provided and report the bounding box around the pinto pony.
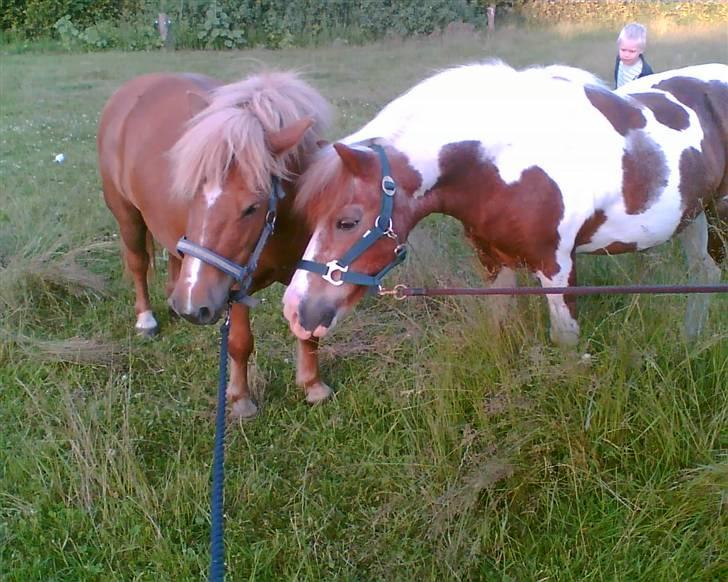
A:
[283,62,728,346]
[98,71,332,418]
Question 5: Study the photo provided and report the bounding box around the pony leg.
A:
[680,212,721,339]
[536,252,580,347]
[296,337,333,404]
[166,254,181,321]
[227,303,258,419]
[707,196,728,265]
[471,243,517,326]
[165,254,181,298]
[486,267,517,326]
[103,182,159,337]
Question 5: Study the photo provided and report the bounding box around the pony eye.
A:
[336,218,359,231]
[242,203,260,218]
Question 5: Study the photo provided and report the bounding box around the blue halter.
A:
[176,176,285,307]
[297,144,407,289]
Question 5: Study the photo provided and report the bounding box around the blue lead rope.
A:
[209,314,229,581]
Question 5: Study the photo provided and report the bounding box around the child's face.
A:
[618,38,643,66]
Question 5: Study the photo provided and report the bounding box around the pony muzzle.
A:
[168,290,226,325]
[283,288,337,340]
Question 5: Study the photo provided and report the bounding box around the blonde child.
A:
[614,23,654,88]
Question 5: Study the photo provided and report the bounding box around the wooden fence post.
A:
[157,12,174,49]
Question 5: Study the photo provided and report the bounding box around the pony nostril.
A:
[300,299,336,332]
[198,306,212,323]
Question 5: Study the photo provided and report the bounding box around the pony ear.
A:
[333,143,376,177]
[186,90,210,117]
[267,117,315,155]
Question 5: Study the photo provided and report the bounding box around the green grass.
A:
[2,23,727,580]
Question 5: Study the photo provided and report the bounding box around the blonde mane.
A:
[170,70,331,199]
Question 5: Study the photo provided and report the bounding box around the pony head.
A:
[167,71,330,324]
[283,142,425,339]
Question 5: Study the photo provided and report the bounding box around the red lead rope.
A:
[378,283,728,300]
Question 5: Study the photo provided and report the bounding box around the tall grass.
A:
[1,23,726,580]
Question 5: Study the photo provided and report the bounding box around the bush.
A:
[22,0,129,37]
[53,13,161,51]
[5,0,727,51]
[2,0,488,48]
[515,0,728,26]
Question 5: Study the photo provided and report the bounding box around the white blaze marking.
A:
[285,230,321,301]
[184,257,203,291]
[179,182,219,312]
[204,184,223,207]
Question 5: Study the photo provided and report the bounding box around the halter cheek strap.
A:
[176,176,285,307]
[296,144,408,289]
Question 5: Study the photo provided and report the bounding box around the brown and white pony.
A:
[282,62,728,346]
[98,71,333,418]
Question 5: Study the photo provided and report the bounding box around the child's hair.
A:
[617,22,647,50]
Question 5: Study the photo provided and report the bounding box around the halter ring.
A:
[322,260,349,286]
[375,215,393,234]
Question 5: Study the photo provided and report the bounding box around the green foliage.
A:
[4,0,728,51]
[196,3,245,49]
[0,0,26,31]
[22,0,125,37]
[516,0,728,25]
[53,14,162,51]
[3,0,487,49]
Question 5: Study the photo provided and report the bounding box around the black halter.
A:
[297,144,407,289]
[176,176,285,307]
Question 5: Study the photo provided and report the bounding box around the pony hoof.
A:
[576,352,594,369]
[305,383,333,404]
[231,398,258,419]
[136,325,159,339]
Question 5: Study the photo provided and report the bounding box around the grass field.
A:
[1,23,727,580]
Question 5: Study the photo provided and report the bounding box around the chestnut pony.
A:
[283,62,728,346]
[98,71,332,418]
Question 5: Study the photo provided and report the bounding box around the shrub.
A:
[515,0,728,26]
[5,0,728,51]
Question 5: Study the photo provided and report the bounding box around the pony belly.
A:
[576,207,680,254]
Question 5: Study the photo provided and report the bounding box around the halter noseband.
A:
[176,176,285,307]
[297,144,407,290]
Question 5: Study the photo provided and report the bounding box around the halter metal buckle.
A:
[382,176,396,196]
[322,260,349,286]
[265,210,277,227]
